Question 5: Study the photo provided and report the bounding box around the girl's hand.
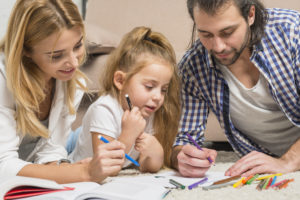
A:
[135,133,163,157]
[121,107,146,139]
[87,140,125,183]
[135,133,164,172]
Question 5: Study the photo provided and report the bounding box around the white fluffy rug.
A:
[164,151,300,200]
[114,151,300,200]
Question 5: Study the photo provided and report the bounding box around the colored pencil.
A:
[246,174,259,185]
[169,179,185,189]
[213,175,241,185]
[233,177,245,188]
[188,177,208,190]
[186,133,213,164]
[256,173,282,181]
[98,135,140,167]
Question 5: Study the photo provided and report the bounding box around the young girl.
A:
[70,26,181,172]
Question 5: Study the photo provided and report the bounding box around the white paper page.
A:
[156,171,228,187]
[111,170,228,189]
[91,180,167,200]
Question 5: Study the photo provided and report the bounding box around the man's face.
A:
[193,3,254,66]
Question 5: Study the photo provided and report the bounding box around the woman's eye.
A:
[74,43,83,50]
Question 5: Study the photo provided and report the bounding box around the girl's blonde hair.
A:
[0,0,87,138]
[101,26,181,167]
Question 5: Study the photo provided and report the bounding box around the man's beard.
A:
[211,26,250,66]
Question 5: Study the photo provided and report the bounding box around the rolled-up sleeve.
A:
[174,49,209,147]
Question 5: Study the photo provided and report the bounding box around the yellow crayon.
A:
[233,177,245,188]
[256,173,282,181]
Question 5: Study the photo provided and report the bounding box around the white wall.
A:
[0,0,83,39]
[0,0,16,39]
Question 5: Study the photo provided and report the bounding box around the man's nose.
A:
[212,37,226,53]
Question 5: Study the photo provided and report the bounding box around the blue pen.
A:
[98,135,140,167]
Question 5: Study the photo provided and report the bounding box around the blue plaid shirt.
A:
[175,8,300,157]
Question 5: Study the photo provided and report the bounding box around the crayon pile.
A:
[232,173,294,190]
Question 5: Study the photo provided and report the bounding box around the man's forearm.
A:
[280,138,300,172]
[171,145,183,170]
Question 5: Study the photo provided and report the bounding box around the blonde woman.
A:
[0,0,125,183]
[69,26,181,172]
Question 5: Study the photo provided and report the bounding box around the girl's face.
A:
[121,62,173,119]
[26,26,84,82]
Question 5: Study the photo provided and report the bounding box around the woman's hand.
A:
[87,140,125,183]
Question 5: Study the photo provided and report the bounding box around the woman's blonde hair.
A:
[0,0,87,138]
[101,27,181,167]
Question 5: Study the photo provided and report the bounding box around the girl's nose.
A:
[152,90,162,101]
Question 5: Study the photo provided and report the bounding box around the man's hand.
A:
[174,144,217,177]
[225,151,292,177]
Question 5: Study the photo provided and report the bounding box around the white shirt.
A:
[69,94,154,167]
[220,65,300,156]
[0,54,84,176]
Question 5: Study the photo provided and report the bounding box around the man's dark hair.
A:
[187,0,268,47]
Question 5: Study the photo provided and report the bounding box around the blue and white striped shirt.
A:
[175,8,300,157]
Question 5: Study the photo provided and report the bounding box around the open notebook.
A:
[0,176,168,200]
[1,170,228,200]
[0,176,73,200]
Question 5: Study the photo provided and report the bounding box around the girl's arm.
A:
[119,108,146,153]
[135,133,164,173]
[91,132,134,154]
[18,140,125,184]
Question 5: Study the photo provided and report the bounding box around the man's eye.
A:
[221,31,233,37]
[201,34,213,39]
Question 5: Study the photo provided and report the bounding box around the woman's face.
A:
[27,26,84,82]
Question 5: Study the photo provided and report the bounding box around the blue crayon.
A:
[98,135,140,167]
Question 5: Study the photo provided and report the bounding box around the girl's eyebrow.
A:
[44,36,83,55]
[144,79,170,87]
